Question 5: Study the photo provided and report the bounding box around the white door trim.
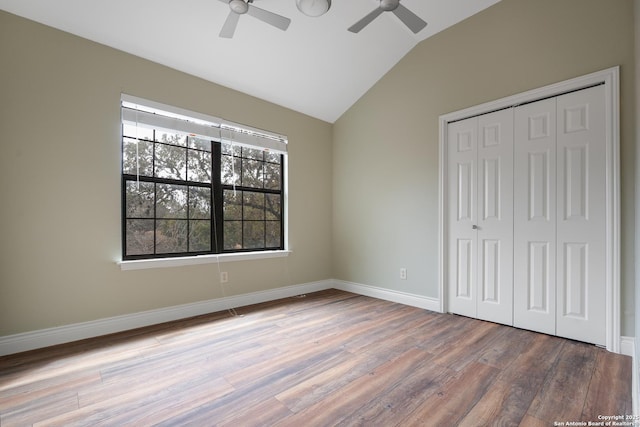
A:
[438,66,621,353]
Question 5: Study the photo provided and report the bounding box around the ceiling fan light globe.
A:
[380,0,400,11]
[296,0,331,17]
[229,0,249,14]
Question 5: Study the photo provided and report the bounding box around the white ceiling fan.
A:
[218,0,291,38]
[348,0,427,34]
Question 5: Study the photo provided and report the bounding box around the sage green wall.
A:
[0,10,333,336]
[333,0,637,335]
[1,0,637,339]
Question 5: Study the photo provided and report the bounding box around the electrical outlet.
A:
[220,271,229,283]
[400,268,407,280]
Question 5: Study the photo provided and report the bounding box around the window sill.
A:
[118,250,291,271]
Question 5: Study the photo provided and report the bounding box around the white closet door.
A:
[514,98,557,335]
[448,110,514,324]
[476,109,514,325]
[447,117,478,318]
[555,85,606,346]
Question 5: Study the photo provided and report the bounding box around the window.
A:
[121,95,287,260]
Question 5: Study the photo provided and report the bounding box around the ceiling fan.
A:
[218,0,291,38]
[348,0,427,34]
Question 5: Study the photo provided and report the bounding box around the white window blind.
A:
[120,94,288,154]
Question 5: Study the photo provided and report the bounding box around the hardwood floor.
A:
[0,289,632,426]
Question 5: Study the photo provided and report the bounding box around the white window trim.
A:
[118,250,292,271]
[120,94,289,264]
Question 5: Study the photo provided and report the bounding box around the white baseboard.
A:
[332,280,441,312]
[621,336,635,357]
[0,279,441,357]
[621,336,639,416]
[0,280,333,357]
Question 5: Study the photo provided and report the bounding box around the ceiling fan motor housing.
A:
[229,0,249,14]
[380,0,400,11]
[296,0,331,17]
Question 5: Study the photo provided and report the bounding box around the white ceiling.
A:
[0,0,500,123]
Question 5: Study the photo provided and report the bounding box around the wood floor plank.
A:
[343,306,439,355]
[35,373,234,426]
[519,414,549,427]
[0,290,631,426]
[582,347,632,419]
[527,340,599,423]
[217,398,293,427]
[429,319,503,371]
[477,325,538,369]
[456,333,565,427]
[276,347,435,427]
[457,378,534,427]
[155,347,358,425]
[397,361,500,426]
[1,391,79,427]
[337,357,457,426]
[274,352,372,413]
[0,372,100,412]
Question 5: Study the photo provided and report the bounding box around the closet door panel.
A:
[476,109,514,325]
[514,98,557,335]
[556,85,606,345]
[447,117,478,318]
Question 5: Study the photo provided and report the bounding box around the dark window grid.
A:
[123,130,214,257]
[122,134,283,259]
[221,220,282,251]
[224,148,281,165]
[219,151,280,228]
[220,181,283,253]
[221,156,278,190]
[123,176,214,258]
[122,132,213,181]
[131,129,212,256]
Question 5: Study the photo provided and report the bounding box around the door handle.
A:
[472,225,478,230]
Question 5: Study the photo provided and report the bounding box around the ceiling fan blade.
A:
[246,4,291,31]
[219,10,241,38]
[348,7,384,33]
[392,3,427,33]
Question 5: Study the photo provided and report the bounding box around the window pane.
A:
[122,104,286,260]
[221,142,239,156]
[123,124,153,140]
[221,155,241,186]
[126,181,154,218]
[242,159,264,188]
[126,219,154,255]
[123,138,153,177]
[266,221,281,248]
[265,152,281,164]
[265,194,281,221]
[224,221,242,250]
[243,147,264,161]
[189,220,211,252]
[243,192,265,220]
[155,144,187,180]
[187,149,212,183]
[188,136,212,152]
[155,131,187,147]
[156,184,187,219]
[189,187,211,219]
[156,219,188,253]
[264,162,281,190]
[243,221,265,249]
[224,190,242,220]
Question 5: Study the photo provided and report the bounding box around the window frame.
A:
[119,95,288,263]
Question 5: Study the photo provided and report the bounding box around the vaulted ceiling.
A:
[0,0,501,122]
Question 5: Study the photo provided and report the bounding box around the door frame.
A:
[438,66,621,353]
